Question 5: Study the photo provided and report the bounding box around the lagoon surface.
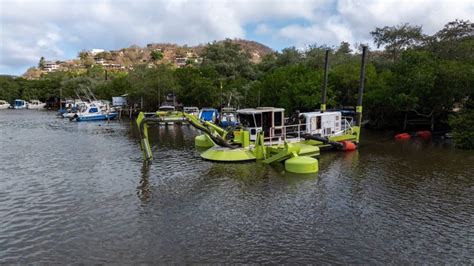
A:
[0,110,473,264]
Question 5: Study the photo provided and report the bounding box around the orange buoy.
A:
[395,133,411,140]
[416,130,432,139]
[340,141,357,151]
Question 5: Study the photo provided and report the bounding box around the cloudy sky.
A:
[0,0,472,75]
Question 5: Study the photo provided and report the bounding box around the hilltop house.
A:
[175,57,187,67]
[43,61,59,72]
[94,56,105,65]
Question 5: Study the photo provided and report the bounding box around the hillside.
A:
[23,39,274,79]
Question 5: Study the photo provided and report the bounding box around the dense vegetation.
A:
[1,20,473,148]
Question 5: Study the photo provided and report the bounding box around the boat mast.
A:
[356,46,367,127]
[320,49,330,113]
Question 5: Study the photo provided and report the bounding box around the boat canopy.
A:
[15,99,25,105]
[237,107,285,141]
[200,109,217,121]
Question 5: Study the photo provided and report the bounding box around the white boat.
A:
[220,107,238,128]
[158,105,175,112]
[62,102,87,118]
[69,101,118,122]
[0,100,10,109]
[58,99,84,117]
[183,106,199,117]
[158,105,176,125]
[27,100,46,109]
[12,99,27,109]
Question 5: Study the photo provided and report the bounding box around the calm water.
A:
[0,110,472,264]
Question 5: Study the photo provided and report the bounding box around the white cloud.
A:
[272,0,473,48]
[255,24,273,35]
[0,0,472,75]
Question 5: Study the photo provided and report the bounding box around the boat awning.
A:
[201,111,215,121]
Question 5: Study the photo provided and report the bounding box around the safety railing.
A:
[266,124,304,146]
[341,118,354,135]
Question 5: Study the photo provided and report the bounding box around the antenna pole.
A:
[356,46,367,127]
[320,49,329,113]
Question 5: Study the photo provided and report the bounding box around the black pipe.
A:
[356,46,367,126]
[302,133,343,149]
[186,118,238,149]
[321,49,329,113]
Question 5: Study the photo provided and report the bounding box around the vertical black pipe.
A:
[356,46,367,127]
[321,49,329,113]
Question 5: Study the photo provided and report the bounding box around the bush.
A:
[150,50,164,61]
[449,101,474,149]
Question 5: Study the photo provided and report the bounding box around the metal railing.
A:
[266,118,355,146]
[265,124,304,146]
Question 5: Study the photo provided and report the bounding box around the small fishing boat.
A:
[58,99,81,116]
[69,102,118,122]
[27,100,46,109]
[157,105,178,125]
[220,107,239,128]
[0,100,10,109]
[199,108,219,123]
[12,99,27,109]
[62,101,87,118]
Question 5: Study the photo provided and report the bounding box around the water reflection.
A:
[1,111,472,264]
[138,161,151,203]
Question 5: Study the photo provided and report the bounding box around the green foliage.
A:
[38,57,45,70]
[175,67,219,107]
[150,50,164,61]
[449,100,474,149]
[337,42,352,54]
[201,39,256,80]
[371,23,425,60]
[255,63,323,113]
[0,76,22,102]
[392,50,437,111]
[87,65,106,79]
[127,64,177,110]
[435,19,473,41]
[427,20,474,61]
[78,50,94,68]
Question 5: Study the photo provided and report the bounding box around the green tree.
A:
[150,50,164,61]
[329,59,378,108]
[275,47,302,67]
[0,76,21,102]
[127,64,177,110]
[254,63,324,113]
[449,99,474,149]
[175,67,219,107]
[371,23,425,60]
[427,19,474,61]
[38,57,45,70]
[78,50,94,68]
[336,41,352,54]
[435,19,473,41]
[201,39,255,80]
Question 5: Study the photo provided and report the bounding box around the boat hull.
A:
[27,104,46,109]
[75,113,118,122]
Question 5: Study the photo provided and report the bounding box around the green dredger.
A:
[136,47,367,174]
